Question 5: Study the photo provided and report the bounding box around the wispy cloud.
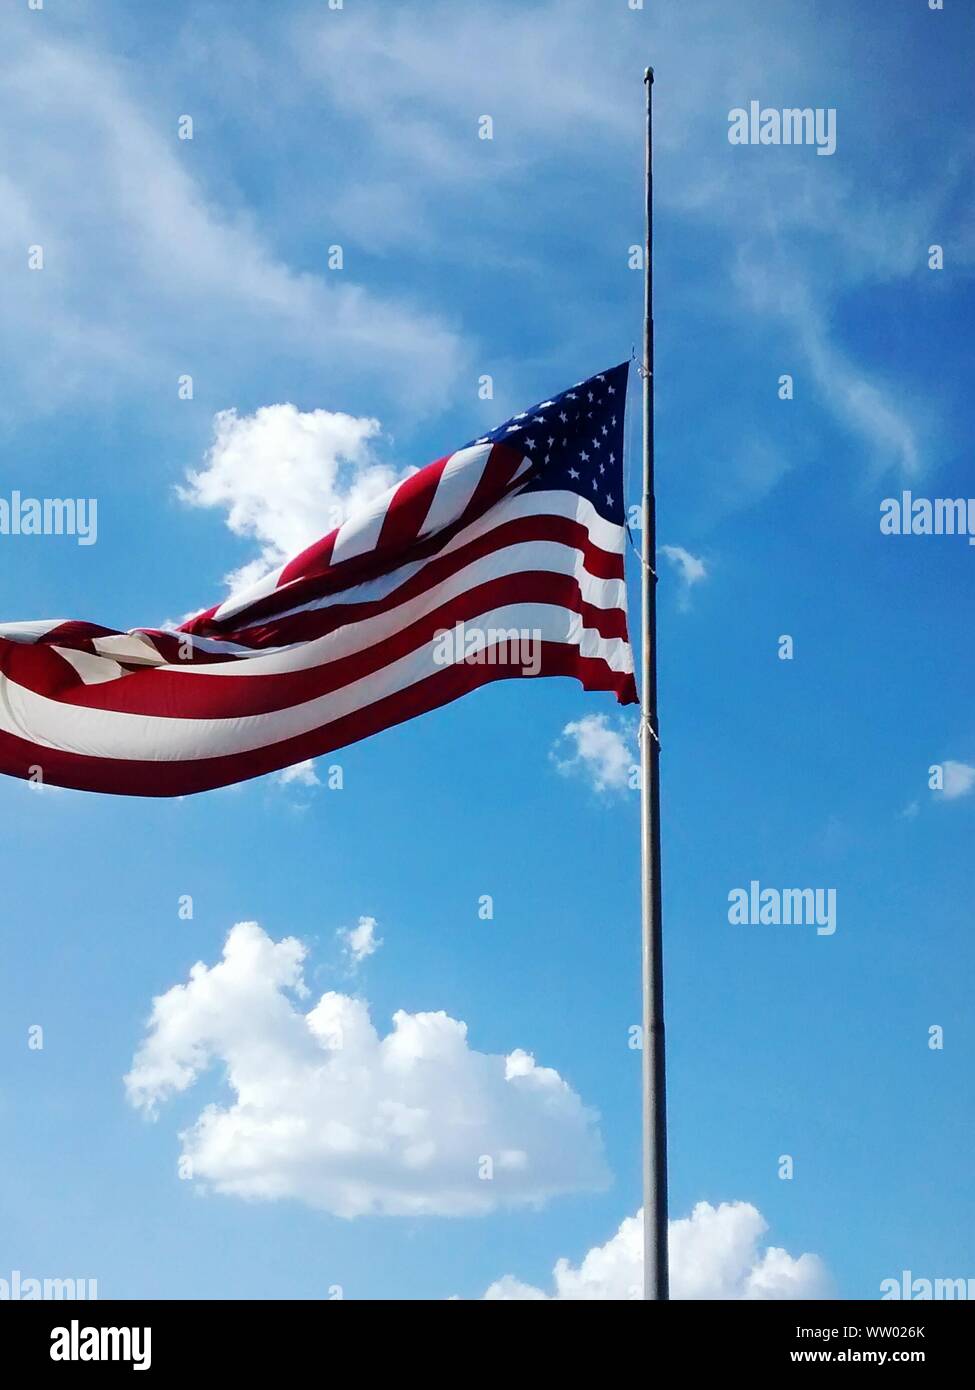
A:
[0,32,466,422]
[661,544,708,609]
[288,0,970,488]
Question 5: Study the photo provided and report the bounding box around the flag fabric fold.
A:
[0,363,637,796]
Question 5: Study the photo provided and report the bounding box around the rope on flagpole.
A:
[625,348,658,579]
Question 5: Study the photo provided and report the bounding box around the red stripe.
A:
[377,455,449,552]
[0,647,637,797]
[276,529,337,588]
[13,572,630,717]
[180,604,220,636]
[455,442,528,529]
[0,640,94,695]
[33,620,118,652]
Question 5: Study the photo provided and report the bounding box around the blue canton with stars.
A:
[467,361,630,527]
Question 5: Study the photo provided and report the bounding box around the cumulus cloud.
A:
[661,545,708,609]
[936,760,975,800]
[552,714,635,794]
[179,404,406,593]
[484,1201,834,1300]
[339,915,382,967]
[125,922,608,1217]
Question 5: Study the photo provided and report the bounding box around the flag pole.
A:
[640,64,669,1301]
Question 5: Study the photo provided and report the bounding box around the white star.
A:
[606,493,614,505]
[580,450,590,462]
[568,467,580,479]
[559,411,568,423]
[608,385,615,394]
[609,452,615,464]
[524,437,537,450]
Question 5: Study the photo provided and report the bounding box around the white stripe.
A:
[0,606,631,762]
[52,648,129,686]
[416,443,494,539]
[212,563,286,623]
[0,619,71,644]
[140,631,298,658]
[329,477,401,565]
[92,633,166,666]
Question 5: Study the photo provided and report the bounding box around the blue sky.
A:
[1,0,973,1300]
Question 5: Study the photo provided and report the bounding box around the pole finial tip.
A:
[644,66,655,84]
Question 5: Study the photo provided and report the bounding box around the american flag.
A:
[0,363,637,796]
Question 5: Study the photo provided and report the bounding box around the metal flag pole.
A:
[640,64,670,1302]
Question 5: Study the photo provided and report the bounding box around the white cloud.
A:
[661,544,708,609]
[484,1201,834,1300]
[552,714,635,794]
[5,4,959,491]
[291,0,963,484]
[339,915,382,967]
[0,32,465,422]
[275,759,321,788]
[125,922,608,1217]
[179,403,405,593]
[937,760,975,801]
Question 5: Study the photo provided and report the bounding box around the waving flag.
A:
[0,364,636,796]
